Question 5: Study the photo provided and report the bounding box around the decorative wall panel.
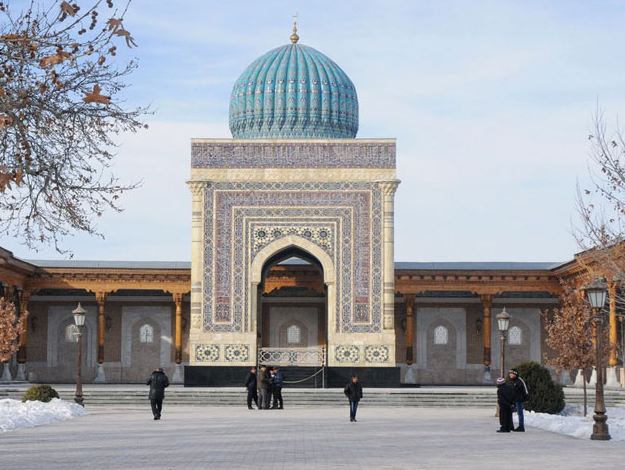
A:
[202,182,383,334]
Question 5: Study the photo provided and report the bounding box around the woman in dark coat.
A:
[344,374,363,422]
[496,377,515,432]
[146,368,169,420]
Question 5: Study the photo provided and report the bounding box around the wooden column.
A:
[481,294,492,367]
[95,292,107,364]
[404,293,415,365]
[608,282,618,367]
[173,293,183,364]
[16,290,31,364]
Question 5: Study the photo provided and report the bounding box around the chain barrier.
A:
[283,367,325,385]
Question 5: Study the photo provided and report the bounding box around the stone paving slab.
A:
[1,406,624,469]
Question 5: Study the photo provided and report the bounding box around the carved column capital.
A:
[95,291,108,304]
[404,292,415,309]
[187,181,206,196]
[377,179,401,196]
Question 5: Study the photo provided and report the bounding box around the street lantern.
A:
[583,278,610,441]
[496,307,511,379]
[72,303,86,407]
[497,308,510,333]
[73,303,86,327]
[585,280,608,310]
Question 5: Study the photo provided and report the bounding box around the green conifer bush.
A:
[22,384,60,403]
[515,361,565,414]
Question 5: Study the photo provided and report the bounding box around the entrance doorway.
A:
[257,247,327,369]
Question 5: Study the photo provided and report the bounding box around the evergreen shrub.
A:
[514,361,565,414]
[22,384,60,403]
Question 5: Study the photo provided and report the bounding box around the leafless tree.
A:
[0,1,148,254]
[575,109,625,274]
[574,109,625,368]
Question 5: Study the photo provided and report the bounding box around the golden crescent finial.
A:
[290,13,299,44]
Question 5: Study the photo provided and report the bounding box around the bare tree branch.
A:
[0,0,149,255]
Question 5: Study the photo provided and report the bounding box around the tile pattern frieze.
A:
[252,225,333,255]
[191,142,396,169]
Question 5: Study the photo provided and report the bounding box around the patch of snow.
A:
[525,404,625,441]
[0,398,87,432]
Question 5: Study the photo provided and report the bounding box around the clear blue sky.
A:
[3,0,625,262]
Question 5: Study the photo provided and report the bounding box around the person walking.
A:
[508,368,529,432]
[496,377,515,432]
[146,367,169,420]
[244,366,259,410]
[271,366,284,409]
[258,366,271,410]
[344,374,363,422]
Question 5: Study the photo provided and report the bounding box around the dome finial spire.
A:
[290,13,299,44]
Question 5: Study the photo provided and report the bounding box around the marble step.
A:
[2,387,624,407]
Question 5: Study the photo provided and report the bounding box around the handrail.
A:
[258,346,326,367]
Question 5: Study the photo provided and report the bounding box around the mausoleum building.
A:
[0,28,622,387]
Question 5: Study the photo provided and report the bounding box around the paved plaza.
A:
[1,405,624,469]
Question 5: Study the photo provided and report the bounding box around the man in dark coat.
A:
[344,374,363,422]
[508,368,529,432]
[244,367,259,410]
[258,366,271,409]
[271,366,284,409]
[496,377,515,432]
[146,368,169,420]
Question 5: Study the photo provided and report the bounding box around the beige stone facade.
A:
[188,139,399,368]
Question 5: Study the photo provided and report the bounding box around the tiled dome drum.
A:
[229,43,359,139]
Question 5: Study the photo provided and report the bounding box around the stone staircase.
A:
[1,385,624,408]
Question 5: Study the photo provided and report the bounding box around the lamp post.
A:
[73,303,86,407]
[496,308,511,378]
[584,279,610,441]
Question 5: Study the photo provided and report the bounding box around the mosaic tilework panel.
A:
[212,187,366,332]
[244,215,342,332]
[335,345,360,363]
[224,344,249,362]
[191,141,395,169]
[252,225,333,254]
[364,345,390,363]
[202,182,383,334]
[195,344,219,362]
[232,187,378,333]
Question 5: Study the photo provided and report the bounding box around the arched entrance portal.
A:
[253,244,329,373]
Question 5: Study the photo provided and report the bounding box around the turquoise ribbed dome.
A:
[229,42,359,139]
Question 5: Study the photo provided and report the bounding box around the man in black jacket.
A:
[146,368,169,420]
[344,374,363,422]
[244,367,259,409]
[271,366,284,409]
[496,377,515,432]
